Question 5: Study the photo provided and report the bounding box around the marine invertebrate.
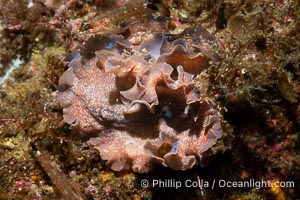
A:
[56,18,223,173]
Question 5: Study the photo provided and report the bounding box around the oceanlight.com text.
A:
[140,178,294,190]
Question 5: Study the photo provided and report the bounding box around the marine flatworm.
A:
[56,17,223,173]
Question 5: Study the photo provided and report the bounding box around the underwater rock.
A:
[56,23,223,173]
